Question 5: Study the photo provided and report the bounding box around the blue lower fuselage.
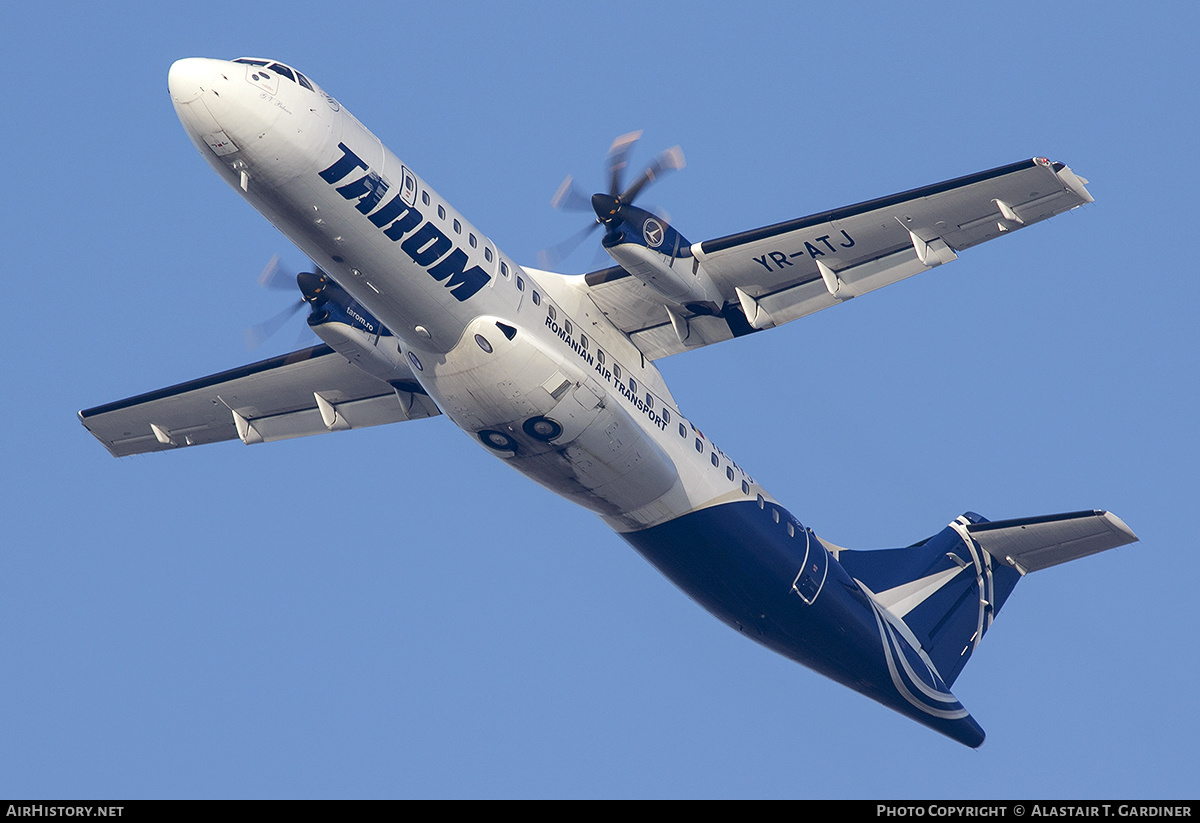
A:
[622,501,986,747]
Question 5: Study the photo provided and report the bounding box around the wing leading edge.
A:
[80,344,440,457]
[579,158,1093,360]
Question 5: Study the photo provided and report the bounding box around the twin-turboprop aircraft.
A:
[80,57,1138,747]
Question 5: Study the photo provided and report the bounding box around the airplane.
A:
[79,57,1138,748]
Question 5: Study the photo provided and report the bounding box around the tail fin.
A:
[838,510,1137,687]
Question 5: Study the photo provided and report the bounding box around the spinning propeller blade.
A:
[244,255,324,350]
[540,131,685,267]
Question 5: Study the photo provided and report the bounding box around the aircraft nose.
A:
[168,58,211,104]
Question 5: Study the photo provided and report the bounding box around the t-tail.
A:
[837,509,1138,744]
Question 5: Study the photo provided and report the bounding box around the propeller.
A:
[243,254,326,350]
[540,131,685,267]
[536,220,602,269]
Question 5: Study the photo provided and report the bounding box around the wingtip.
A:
[1099,510,1139,545]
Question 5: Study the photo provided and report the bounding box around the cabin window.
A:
[645,392,652,408]
[695,438,703,453]
[787,522,795,537]
[469,233,477,248]
[597,349,605,364]
[772,508,780,524]
[532,291,541,305]
[726,466,734,481]
[613,363,621,379]
[742,480,750,495]
[679,422,686,437]
[438,205,446,220]
[422,191,430,205]
[485,248,493,262]
[629,377,637,393]
[564,319,572,335]
[757,494,765,509]
[453,219,462,234]
[579,334,588,350]
[501,261,509,277]
[663,409,670,424]
[547,305,556,321]
[515,275,523,291]
[711,452,719,467]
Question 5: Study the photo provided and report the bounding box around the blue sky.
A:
[3,1,1196,798]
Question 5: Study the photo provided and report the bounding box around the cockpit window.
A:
[267,63,295,82]
[234,59,318,92]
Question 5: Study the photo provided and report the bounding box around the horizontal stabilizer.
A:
[965,510,1138,575]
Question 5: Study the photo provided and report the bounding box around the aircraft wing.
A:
[80,344,440,457]
[583,158,1093,360]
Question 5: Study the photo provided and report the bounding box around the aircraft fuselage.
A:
[166,57,999,746]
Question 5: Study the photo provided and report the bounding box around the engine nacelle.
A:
[302,271,412,384]
[601,204,723,309]
[310,318,411,384]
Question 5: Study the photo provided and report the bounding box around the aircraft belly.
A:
[424,317,678,516]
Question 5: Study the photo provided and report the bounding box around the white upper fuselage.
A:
[167,57,768,532]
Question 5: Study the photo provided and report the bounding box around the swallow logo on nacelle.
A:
[642,217,665,248]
